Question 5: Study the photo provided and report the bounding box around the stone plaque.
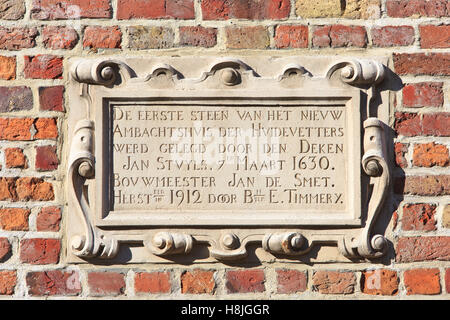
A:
[67,56,392,263]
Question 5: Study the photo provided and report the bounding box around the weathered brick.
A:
[0,0,25,20]
[443,205,450,228]
[394,142,408,168]
[312,25,367,48]
[394,112,421,136]
[20,238,60,264]
[5,147,27,168]
[226,269,265,293]
[15,177,55,201]
[312,271,356,294]
[0,177,16,201]
[39,86,64,112]
[225,26,270,49]
[0,118,34,141]
[387,0,449,18]
[179,26,217,48]
[403,82,444,108]
[83,26,122,49]
[181,270,215,294]
[371,26,415,47]
[0,87,32,113]
[446,269,450,293]
[402,203,437,231]
[128,26,174,50]
[0,27,38,50]
[88,272,126,296]
[393,53,450,76]
[35,145,58,171]
[412,143,449,167]
[276,269,307,294]
[274,25,308,49]
[361,269,398,296]
[404,268,441,295]
[202,0,290,20]
[31,0,112,19]
[24,55,63,79]
[0,238,11,262]
[42,26,78,50]
[134,272,171,294]
[36,206,61,232]
[420,25,450,48]
[117,0,194,20]
[296,0,381,19]
[26,270,81,296]
[394,175,450,196]
[34,118,58,140]
[0,271,16,295]
[0,56,16,80]
[0,207,30,230]
[396,236,450,262]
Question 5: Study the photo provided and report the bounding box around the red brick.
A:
[413,143,449,167]
[402,203,437,231]
[371,26,415,47]
[396,236,450,262]
[181,270,215,294]
[0,27,37,50]
[179,26,217,48]
[201,0,290,20]
[34,118,58,140]
[394,142,408,168]
[15,177,54,201]
[35,145,58,171]
[26,270,81,296]
[276,269,307,294]
[394,112,421,136]
[0,271,16,295]
[387,0,449,18]
[0,238,11,262]
[117,0,194,20]
[0,86,32,113]
[395,175,450,196]
[20,238,60,264]
[0,0,26,20]
[274,25,308,49]
[0,207,30,231]
[422,113,450,136]
[36,207,61,232]
[403,82,444,108]
[420,25,450,48]
[31,0,112,19]
[42,26,78,50]
[134,272,171,294]
[226,269,265,293]
[24,55,63,79]
[393,53,450,75]
[0,56,16,80]
[88,272,126,296]
[446,269,450,293]
[83,26,122,49]
[312,25,367,48]
[312,271,356,294]
[5,147,27,168]
[361,269,399,296]
[404,268,441,295]
[225,26,270,49]
[0,118,34,140]
[39,86,64,112]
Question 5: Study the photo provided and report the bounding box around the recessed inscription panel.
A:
[110,103,350,215]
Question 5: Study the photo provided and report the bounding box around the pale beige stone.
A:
[296,0,381,19]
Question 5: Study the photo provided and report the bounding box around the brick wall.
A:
[0,0,449,299]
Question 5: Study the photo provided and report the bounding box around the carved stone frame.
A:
[66,56,391,263]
